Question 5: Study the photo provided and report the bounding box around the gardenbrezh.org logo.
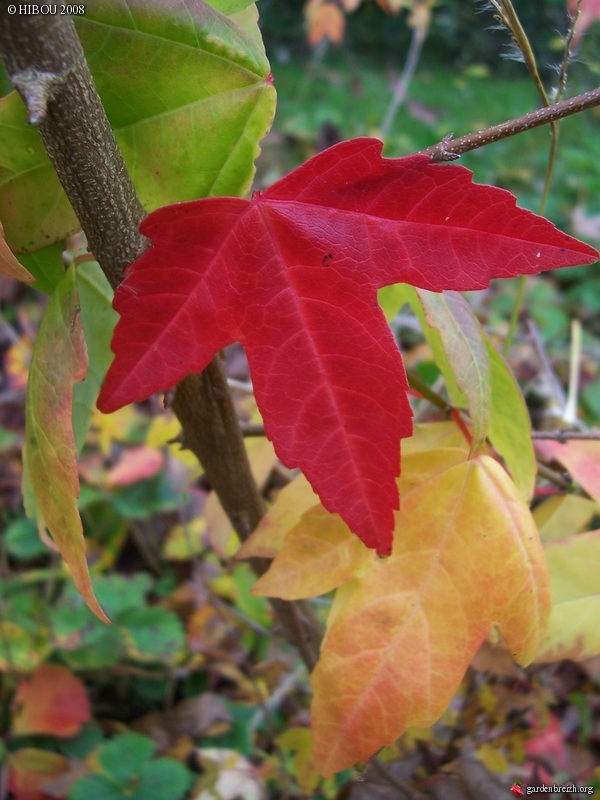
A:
[511,783,594,795]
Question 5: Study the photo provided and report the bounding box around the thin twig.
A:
[563,319,582,426]
[240,422,267,437]
[532,429,600,441]
[536,462,572,490]
[420,87,600,162]
[525,317,567,415]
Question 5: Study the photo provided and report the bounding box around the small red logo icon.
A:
[510,784,524,797]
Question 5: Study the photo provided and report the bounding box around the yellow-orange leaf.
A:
[252,505,370,599]
[23,266,107,623]
[310,451,550,776]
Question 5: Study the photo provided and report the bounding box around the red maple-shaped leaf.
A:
[98,138,598,554]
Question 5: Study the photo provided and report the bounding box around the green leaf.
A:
[0,96,78,252]
[22,266,107,623]
[417,289,490,452]
[73,261,117,452]
[97,733,154,786]
[485,335,536,502]
[4,518,48,560]
[210,0,257,13]
[92,574,154,619]
[110,474,181,519]
[17,243,66,294]
[377,283,411,322]
[69,774,125,800]
[51,604,124,669]
[59,723,105,760]
[1,1,275,253]
[132,759,193,800]
[117,607,186,663]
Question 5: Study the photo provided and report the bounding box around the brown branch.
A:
[0,10,322,670]
[421,87,600,162]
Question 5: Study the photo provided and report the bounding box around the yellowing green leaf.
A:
[401,285,465,407]
[486,335,536,502]
[276,728,320,797]
[72,261,118,452]
[417,290,490,453]
[403,421,470,455]
[0,623,47,671]
[309,451,550,776]
[205,436,279,557]
[163,516,207,561]
[146,412,204,480]
[533,494,599,542]
[377,282,411,322]
[536,531,600,663]
[23,267,107,623]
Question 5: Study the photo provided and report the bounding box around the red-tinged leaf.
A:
[98,138,598,554]
[106,445,165,487]
[12,664,91,737]
[8,748,69,800]
[417,289,490,453]
[0,219,34,283]
[23,267,108,623]
[535,439,600,503]
[309,450,550,776]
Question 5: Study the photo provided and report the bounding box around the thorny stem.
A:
[0,10,323,670]
[420,87,600,161]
